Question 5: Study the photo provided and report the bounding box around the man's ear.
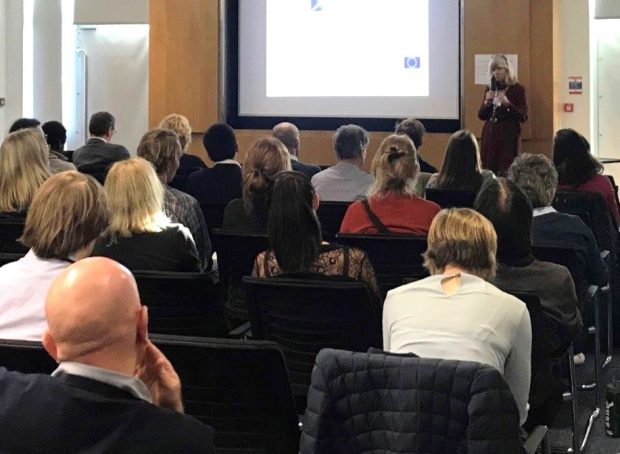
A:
[42,330,59,363]
[137,306,149,343]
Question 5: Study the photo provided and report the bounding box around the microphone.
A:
[490,77,500,123]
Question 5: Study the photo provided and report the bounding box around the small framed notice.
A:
[569,76,583,95]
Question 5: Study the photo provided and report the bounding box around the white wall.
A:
[0,0,6,137]
[3,0,24,138]
[33,0,62,122]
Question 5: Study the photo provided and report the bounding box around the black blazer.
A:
[186,163,243,206]
[0,367,214,453]
[72,138,131,171]
[292,159,321,179]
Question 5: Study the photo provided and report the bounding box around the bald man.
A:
[272,122,321,179]
[0,258,214,453]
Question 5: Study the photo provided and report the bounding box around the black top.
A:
[292,159,321,179]
[72,138,131,171]
[418,156,437,174]
[178,154,207,175]
[222,198,267,233]
[186,163,243,206]
[0,367,214,453]
[92,225,201,272]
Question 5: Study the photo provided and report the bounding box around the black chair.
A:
[0,217,27,254]
[77,163,110,185]
[133,270,227,337]
[336,233,428,295]
[212,229,270,323]
[0,252,23,267]
[425,187,477,208]
[243,276,381,413]
[315,201,351,240]
[0,339,56,374]
[299,348,549,454]
[201,203,228,252]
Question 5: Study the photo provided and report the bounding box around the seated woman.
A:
[553,128,620,226]
[339,134,440,235]
[158,113,206,177]
[382,208,531,425]
[253,171,380,299]
[91,157,201,272]
[223,137,291,232]
[426,129,494,192]
[0,129,51,218]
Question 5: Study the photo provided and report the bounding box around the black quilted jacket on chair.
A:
[300,348,523,454]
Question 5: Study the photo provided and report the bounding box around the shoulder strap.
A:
[361,198,391,234]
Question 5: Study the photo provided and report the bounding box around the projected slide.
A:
[265,0,429,97]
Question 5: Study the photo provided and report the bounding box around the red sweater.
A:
[559,174,620,226]
[339,192,441,235]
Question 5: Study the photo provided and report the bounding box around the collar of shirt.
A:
[532,206,556,217]
[214,159,241,167]
[90,136,107,143]
[52,362,152,403]
[334,160,364,175]
[289,154,299,162]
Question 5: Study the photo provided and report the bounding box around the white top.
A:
[0,250,71,341]
[383,272,531,425]
[311,161,373,201]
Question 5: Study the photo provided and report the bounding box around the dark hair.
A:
[202,123,237,162]
[42,121,67,152]
[436,130,483,191]
[553,128,603,186]
[268,171,321,272]
[9,118,41,133]
[395,118,425,149]
[333,124,369,160]
[474,177,533,266]
[89,112,115,137]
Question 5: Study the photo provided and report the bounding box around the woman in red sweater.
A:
[339,134,440,235]
[553,128,620,226]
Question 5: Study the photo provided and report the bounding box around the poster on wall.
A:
[569,76,583,94]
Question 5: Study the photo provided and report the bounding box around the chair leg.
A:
[603,285,613,368]
[567,344,580,453]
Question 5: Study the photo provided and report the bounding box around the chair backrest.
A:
[531,244,588,305]
[315,201,351,240]
[0,217,27,254]
[300,348,522,453]
[0,339,56,374]
[212,229,270,321]
[0,252,24,267]
[133,270,227,337]
[243,276,381,403]
[201,203,228,252]
[336,233,429,294]
[425,188,477,208]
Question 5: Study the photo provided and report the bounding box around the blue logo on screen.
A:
[404,57,421,69]
[311,0,324,11]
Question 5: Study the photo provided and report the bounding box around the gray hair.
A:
[507,153,558,208]
[333,124,369,160]
[272,122,300,155]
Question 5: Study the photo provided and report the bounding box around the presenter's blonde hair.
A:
[488,54,517,86]
[0,129,51,212]
[369,134,419,197]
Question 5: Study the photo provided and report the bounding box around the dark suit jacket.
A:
[418,156,437,174]
[186,163,243,206]
[72,138,131,172]
[292,159,321,179]
[0,367,214,453]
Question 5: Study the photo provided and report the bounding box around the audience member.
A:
[186,123,243,206]
[382,208,531,425]
[91,157,201,272]
[0,257,214,452]
[222,137,291,232]
[158,113,206,176]
[507,153,607,288]
[426,129,494,191]
[272,122,320,179]
[72,111,131,175]
[395,117,437,173]
[253,171,380,299]
[42,120,72,161]
[339,134,440,234]
[0,129,52,217]
[137,129,212,270]
[8,117,75,173]
[311,124,373,201]
[553,128,620,226]
[0,171,108,340]
[475,177,581,426]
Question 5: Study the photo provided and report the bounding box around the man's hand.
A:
[135,340,184,413]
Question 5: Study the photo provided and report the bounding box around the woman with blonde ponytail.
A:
[223,137,291,232]
[339,134,440,234]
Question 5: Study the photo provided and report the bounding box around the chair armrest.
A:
[601,249,610,262]
[228,321,251,338]
[522,425,548,454]
[587,284,600,302]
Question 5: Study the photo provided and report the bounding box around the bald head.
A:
[272,122,300,156]
[43,257,146,366]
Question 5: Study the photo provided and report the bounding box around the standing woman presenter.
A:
[478,54,528,174]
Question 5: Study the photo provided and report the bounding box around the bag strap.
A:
[361,198,391,234]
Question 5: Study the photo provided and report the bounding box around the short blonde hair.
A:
[423,208,497,280]
[0,129,51,212]
[488,54,517,86]
[20,171,109,258]
[104,157,169,237]
[369,134,419,196]
[158,113,192,151]
[137,128,182,179]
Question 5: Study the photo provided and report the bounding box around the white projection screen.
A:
[225,0,461,132]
